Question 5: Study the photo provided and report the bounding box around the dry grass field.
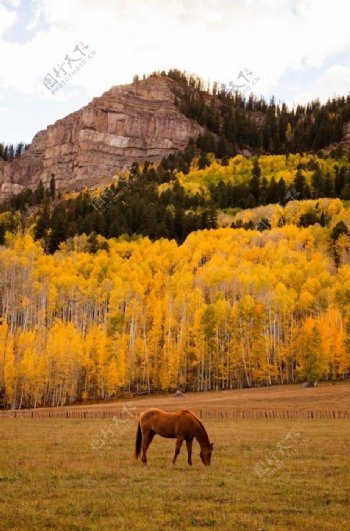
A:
[70,380,350,412]
[0,383,349,530]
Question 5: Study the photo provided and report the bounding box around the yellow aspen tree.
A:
[296,318,328,383]
[3,334,15,407]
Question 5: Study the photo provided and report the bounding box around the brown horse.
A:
[135,408,214,465]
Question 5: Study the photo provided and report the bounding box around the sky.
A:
[0,0,350,144]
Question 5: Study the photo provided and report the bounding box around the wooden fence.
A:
[0,409,349,420]
[199,409,350,420]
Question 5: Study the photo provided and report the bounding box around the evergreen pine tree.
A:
[0,223,5,245]
[34,207,50,240]
[34,181,45,203]
[50,175,56,199]
[48,204,69,253]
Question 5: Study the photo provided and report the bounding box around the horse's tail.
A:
[135,421,142,459]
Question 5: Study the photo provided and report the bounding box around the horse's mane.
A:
[183,409,210,441]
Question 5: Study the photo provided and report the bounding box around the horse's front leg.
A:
[186,438,193,465]
[172,436,184,465]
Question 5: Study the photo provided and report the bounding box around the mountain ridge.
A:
[1,70,350,202]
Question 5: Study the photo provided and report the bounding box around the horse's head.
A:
[200,442,214,466]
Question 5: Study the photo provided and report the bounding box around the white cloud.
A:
[2,0,21,8]
[0,105,11,114]
[26,5,43,31]
[0,4,18,36]
[293,65,350,105]
[0,0,350,103]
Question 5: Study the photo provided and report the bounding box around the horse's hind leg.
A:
[141,429,155,464]
[186,438,193,465]
[172,436,184,465]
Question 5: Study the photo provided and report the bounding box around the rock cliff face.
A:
[343,122,350,144]
[0,77,203,200]
[325,122,350,154]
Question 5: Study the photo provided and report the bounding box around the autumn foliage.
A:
[0,217,349,408]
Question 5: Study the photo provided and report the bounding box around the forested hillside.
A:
[1,149,350,251]
[161,69,350,154]
[1,71,350,408]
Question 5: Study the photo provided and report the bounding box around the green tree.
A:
[48,204,69,253]
[34,207,50,240]
[331,221,349,267]
[34,181,45,203]
[198,154,210,169]
[293,170,310,199]
[50,175,56,199]
[252,158,261,178]
[321,173,334,197]
[0,223,5,245]
[311,166,323,197]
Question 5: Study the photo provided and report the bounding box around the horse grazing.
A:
[135,408,214,466]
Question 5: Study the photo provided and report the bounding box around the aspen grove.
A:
[0,214,349,408]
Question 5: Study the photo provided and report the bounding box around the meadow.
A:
[0,384,349,530]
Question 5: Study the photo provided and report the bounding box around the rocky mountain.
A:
[2,70,350,203]
[0,77,203,201]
